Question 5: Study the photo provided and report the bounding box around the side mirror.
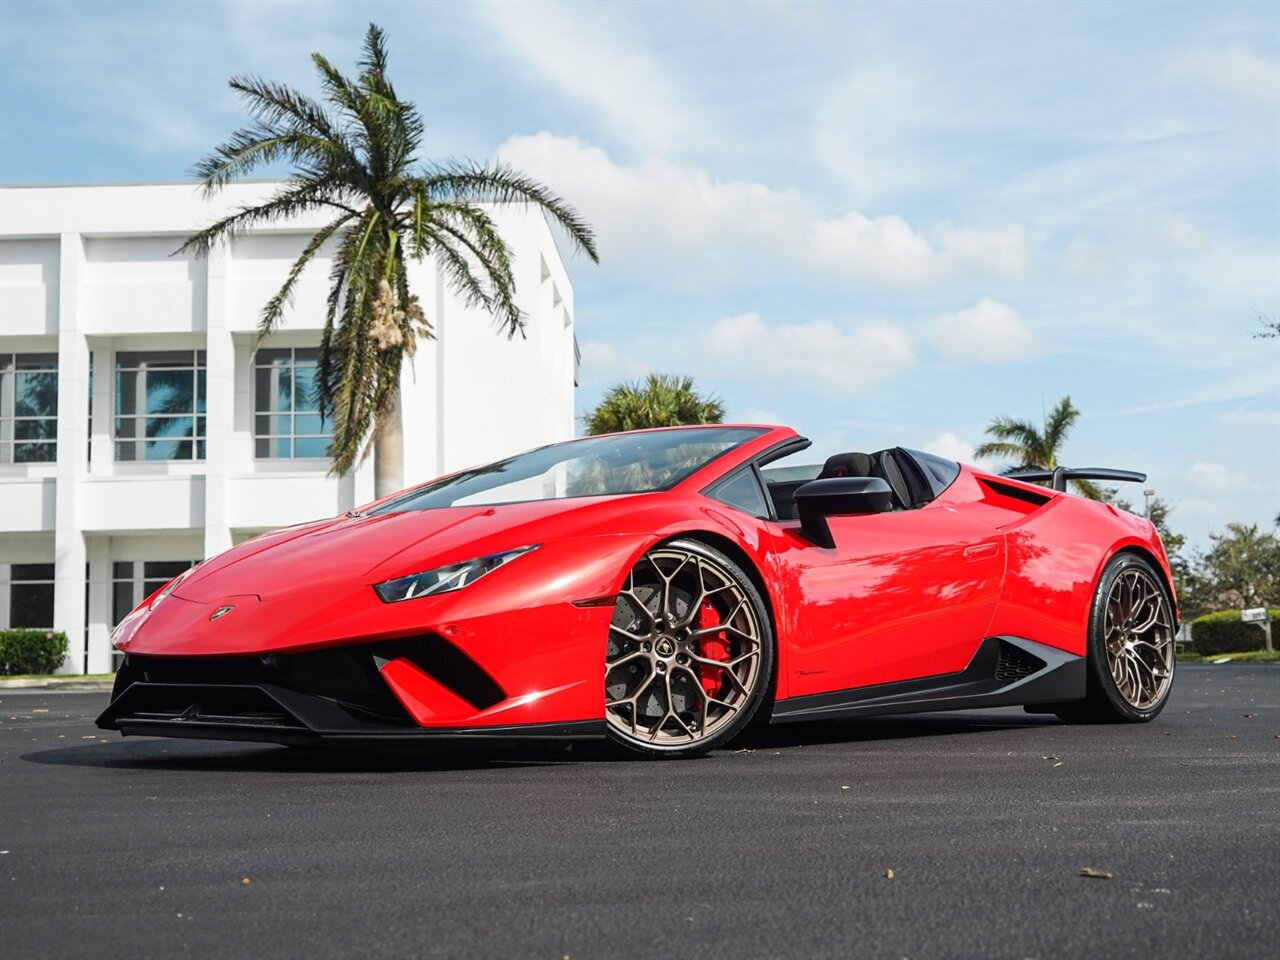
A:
[794,477,893,548]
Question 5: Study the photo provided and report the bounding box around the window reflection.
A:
[114,351,206,461]
[0,354,58,463]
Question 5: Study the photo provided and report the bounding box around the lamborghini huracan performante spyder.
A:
[98,425,1178,759]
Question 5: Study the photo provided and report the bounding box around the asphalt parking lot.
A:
[1,663,1276,960]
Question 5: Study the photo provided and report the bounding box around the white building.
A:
[0,182,579,674]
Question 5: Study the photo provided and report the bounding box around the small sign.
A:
[1241,607,1267,623]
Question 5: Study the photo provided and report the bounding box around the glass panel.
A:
[143,437,183,461]
[116,370,138,416]
[143,561,193,580]
[145,415,194,441]
[112,581,136,625]
[293,436,327,458]
[195,439,206,460]
[116,351,197,369]
[0,355,12,373]
[275,367,293,412]
[372,427,769,513]
[9,583,54,628]
[115,440,138,461]
[255,414,293,437]
[14,418,56,440]
[293,413,324,436]
[144,370,195,415]
[253,367,274,414]
[112,561,133,579]
[196,369,206,413]
[11,563,54,580]
[255,437,270,459]
[709,470,770,518]
[292,365,319,410]
[14,354,57,370]
[256,348,291,364]
[14,371,57,418]
[0,368,12,418]
[14,441,55,463]
[114,417,136,439]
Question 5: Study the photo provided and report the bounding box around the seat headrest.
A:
[819,452,875,479]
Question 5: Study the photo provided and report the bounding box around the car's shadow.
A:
[21,710,1060,773]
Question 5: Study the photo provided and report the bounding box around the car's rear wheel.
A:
[1059,553,1176,723]
[604,539,773,759]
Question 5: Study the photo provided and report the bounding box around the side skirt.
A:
[770,636,1085,724]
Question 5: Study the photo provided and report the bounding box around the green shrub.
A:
[1192,609,1278,656]
[0,629,69,675]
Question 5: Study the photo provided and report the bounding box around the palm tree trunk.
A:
[374,376,405,498]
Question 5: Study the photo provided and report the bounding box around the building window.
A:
[114,351,206,461]
[0,353,58,463]
[9,563,54,628]
[111,561,196,624]
[254,347,329,458]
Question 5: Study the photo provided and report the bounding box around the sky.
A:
[1,0,1277,549]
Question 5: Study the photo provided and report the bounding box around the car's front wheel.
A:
[1059,552,1176,723]
[604,539,773,759]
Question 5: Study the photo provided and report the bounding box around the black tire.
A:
[1058,552,1176,724]
[603,538,774,759]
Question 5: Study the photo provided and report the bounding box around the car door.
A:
[767,503,1006,697]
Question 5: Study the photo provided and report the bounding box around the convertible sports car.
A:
[98,424,1178,758]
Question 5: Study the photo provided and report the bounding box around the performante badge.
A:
[209,605,235,622]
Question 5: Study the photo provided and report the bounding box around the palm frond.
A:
[422,162,599,262]
[257,211,355,340]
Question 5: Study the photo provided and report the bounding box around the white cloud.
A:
[927,299,1041,364]
[735,407,786,425]
[1164,44,1280,110]
[472,1,701,153]
[1188,461,1230,493]
[698,313,915,398]
[922,432,977,465]
[577,340,649,382]
[497,133,1026,291]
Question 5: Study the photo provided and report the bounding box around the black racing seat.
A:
[818,452,876,480]
[814,449,933,511]
[876,450,912,510]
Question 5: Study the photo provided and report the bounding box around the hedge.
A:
[0,629,69,675]
[1192,609,1278,656]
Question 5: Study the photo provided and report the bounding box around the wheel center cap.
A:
[655,638,675,657]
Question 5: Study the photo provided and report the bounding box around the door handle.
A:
[963,543,1000,562]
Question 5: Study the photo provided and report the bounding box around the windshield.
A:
[370,427,768,513]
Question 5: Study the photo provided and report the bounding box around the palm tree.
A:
[180,24,598,496]
[586,373,725,435]
[974,395,1104,499]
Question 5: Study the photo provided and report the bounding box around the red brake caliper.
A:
[696,600,730,699]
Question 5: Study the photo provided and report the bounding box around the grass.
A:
[1177,649,1280,664]
[0,673,116,682]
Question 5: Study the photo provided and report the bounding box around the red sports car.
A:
[98,425,1178,758]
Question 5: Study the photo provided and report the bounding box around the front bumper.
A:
[96,637,608,746]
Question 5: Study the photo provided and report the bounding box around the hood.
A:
[174,495,642,604]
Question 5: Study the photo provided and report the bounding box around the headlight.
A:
[149,563,201,610]
[373,545,539,603]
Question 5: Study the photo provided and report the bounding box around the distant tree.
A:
[586,374,725,435]
[1110,491,1191,599]
[180,24,597,496]
[974,395,1104,499]
[1180,523,1280,617]
[1254,312,1279,339]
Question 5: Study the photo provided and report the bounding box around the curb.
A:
[0,678,115,691]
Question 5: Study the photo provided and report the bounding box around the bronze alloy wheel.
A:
[1102,566,1175,710]
[604,540,772,758]
[1060,552,1176,724]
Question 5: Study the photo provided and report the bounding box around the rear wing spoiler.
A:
[1006,467,1146,492]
